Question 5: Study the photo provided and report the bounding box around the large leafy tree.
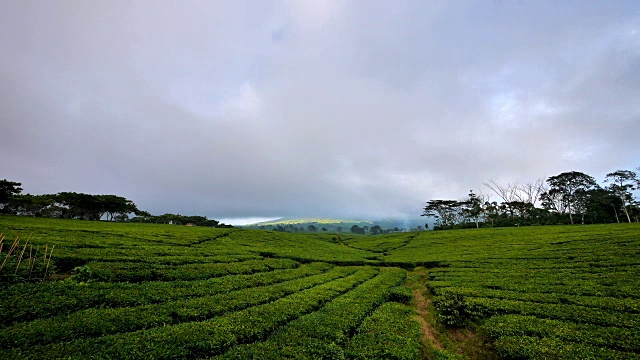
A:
[545,171,598,225]
[0,179,225,226]
[605,170,637,223]
[501,201,536,220]
[422,200,462,228]
[463,191,483,228]
[0,179,23,211]
[8,194,55,216]
[483,201,499,227]
[582,188,623,224]
[97,195,140,221]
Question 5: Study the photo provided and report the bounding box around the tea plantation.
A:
[0,216,639,359]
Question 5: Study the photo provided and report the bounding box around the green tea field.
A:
[1,216,639,359]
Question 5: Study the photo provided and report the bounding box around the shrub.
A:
[71,265,93,282]
[388,286,413,303]
[345,302,422,360]
[433,292,482,327]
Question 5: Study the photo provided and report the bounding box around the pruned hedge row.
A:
[428,266,640,299]
[1,262,331,326]
[432,291,484,327]
[53,253,262,272]
[0,266,357,349]
[483,314,640,353]
[218,268,407,359]
[433,292,639,330]
[494,335,636,360]
[466,297,639,329]
[387,286,413,303]
[71,258,299,282]
[429,285,640,313]
[430,261,640,357]
[427,278,640,300]
[3,267,380,359]
[344,302,422,360]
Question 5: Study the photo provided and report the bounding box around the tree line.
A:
[422,169,640,230]
[0,179,230,227]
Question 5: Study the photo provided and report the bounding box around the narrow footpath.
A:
[404,267,498,360]
[410,268,444,352]
[405,267,445,358]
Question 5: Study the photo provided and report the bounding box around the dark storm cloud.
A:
[2,1,639,221]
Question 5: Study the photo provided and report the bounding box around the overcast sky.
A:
[2,1,639,223]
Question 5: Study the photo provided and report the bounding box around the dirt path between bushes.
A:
[407,267,444,352]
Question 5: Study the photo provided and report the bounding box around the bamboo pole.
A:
[0,233,6,265]
[29,246,39,280]
[0,236,20,271]
[27,244,33,269]
[15,238,30,274]
[43,245,55,280]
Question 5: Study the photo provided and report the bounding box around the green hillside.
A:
[1,216,638,359]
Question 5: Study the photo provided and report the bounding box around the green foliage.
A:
[5,268,379,359]
[0,216,639,359]
[0,178,225,226]
[344,302,422,360]
[0,179,22,209]
[424,169,639,229]
[388,286,413,303]
[466,297,639,328]
[0,266,355,349]
[1,263,331,325]
[433,291,484,327]
[494,335,634,359]
[419,224,640,357]
[70,264,93,282]
[69,258,298,282]
[0,236,55,284]
[483,314,639,353]
[219,268,406,359]
[343,232,416,253]
[431,349,464,360]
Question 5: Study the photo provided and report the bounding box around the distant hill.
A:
[243,217,432,233]
[249,218,372,226]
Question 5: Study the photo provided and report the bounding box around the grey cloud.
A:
[1,1,639,221]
